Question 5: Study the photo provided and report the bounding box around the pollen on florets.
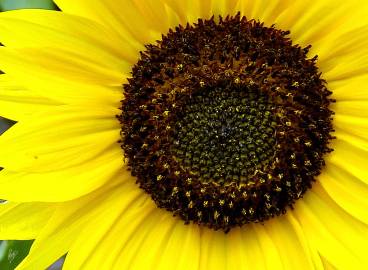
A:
[118,13,334,232]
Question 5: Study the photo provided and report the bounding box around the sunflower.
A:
[0,0,367,269]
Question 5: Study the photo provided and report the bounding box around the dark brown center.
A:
[119,14,334,232]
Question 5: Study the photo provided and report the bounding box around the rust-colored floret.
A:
[119,14,334,231]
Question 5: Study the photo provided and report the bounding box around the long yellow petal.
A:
[0,201,54,239]
[16,178,142,270]
[163,0,239,23]
[326,138,368,185]
[286,213,325,270]
[294,183,368,269]
[0,9,137,65]
[221,223,286,270]
[225,228,250,270]
[0,105,120,172]
[0,147,126,202]
[282,1,353,47]
[131,0,180,35]
[318,25,368,82]
[0,74,60,121]
[236,0,294,27]
[263,215,315,270]
[318,25,368,69]
[154,222,201,270]
[319,164,368,225]
[252,224,284,270]
[323,49,368,82]
[321,257,338,270]
[333,114,368,140]
[199,229,227,270]
[334,128,368,151]
[330,73,368,102]
[60,181,146,270]
[0,47,123,105]
[331,103,368,149]
[54,0,165,46]
[332,101,368,117]
[273,0,367,52]
[165,0,291,28]
[210,0,239,18]
[239,225,267,270]
[199,223,289,270]
[121,213,179,270]
[163,0,203,24]
[77,200,158,270]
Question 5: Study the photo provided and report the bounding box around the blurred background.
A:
[0,1,64,269]
[0,0,57,11]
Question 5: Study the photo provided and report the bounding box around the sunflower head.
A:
[119,14,335,231]
[0,1,367,269]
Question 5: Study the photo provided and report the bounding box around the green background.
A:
[0,0,57,11]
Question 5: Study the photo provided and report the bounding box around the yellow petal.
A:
[286,1,354,48]
[318,25,368,70]
[79,200,158,270]
[266,0,313,33]
[54,0,163,46]
[252,224,284,270]
[163,0,202,23]
[318,24,368,82]
[332,101,368,117]
[321,257,338,270]
[210,0,239,18]
[208,223,286,270]
[326,138,368,185]
[0,105,120,173]
[200,224,288,270]
[0,74,60,121]
[323,49,368,82]
[16,178,142,270]
[60,181,146,270]
[329,74,368,101]
[257,0,295,27]
[0,201,54,239]
[333,114,368,140]
[199,229,227,270]
[119,212,180,270]
[263,215,315,270]
[225,228,250,270]
[163,0,240,23]
[155,222,201,270]
[319,163,368,225]
[0,147,125,202]
[273,0,367,52]
[259,0,368,88]
[286,213,325,270]
[334,128,368,151]
[235,0,294,27]
[331,107,368,149]
[130,0,179,35]
[226,226,268,270]
[0,9,137,65]
[294,183,368,269]
[0,47,124,105]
